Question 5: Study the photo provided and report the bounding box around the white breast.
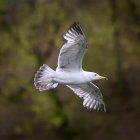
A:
[53,70,91,84]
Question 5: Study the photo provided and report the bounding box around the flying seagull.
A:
[34,22,107,112]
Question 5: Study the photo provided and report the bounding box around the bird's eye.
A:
[94,74,97,76]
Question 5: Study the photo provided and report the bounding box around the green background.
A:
[0,0,140,139]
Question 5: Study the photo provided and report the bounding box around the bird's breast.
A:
[53,71,91,84]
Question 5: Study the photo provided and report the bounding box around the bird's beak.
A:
[99,76,108,80]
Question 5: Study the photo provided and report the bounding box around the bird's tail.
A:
[34,64,58,91]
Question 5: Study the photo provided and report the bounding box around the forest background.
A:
[0,0,140,139]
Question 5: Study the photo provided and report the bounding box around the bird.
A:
[34,22,108,112]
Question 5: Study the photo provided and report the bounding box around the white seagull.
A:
[34,22,107,112]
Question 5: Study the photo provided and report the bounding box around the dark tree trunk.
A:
[110,0,128,100]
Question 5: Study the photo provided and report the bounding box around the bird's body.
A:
[34,22,107,112]
[53,70,95,84]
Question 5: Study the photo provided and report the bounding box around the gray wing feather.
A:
[57,22,87,71]
[66,82,106,112]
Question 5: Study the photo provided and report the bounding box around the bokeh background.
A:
[0,0,140,139]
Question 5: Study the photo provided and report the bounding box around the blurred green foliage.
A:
[0,0,140,139]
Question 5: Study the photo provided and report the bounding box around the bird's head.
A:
[91,72,108,81]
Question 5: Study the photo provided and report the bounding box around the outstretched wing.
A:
[57,22,87,71]
[66,82,106,112]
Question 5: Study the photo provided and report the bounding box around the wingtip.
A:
[83,99,106,112]
[63,22,85,42]
[72,21,80,26]
[68,22,84,35]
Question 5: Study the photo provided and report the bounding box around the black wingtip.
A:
[73,21,80,26]
[68,22,84,35]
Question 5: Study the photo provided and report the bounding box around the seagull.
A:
[34,22,108,112]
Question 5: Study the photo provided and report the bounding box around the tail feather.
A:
[34,64,58,91]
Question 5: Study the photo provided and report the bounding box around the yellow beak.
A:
[99,76,108,80]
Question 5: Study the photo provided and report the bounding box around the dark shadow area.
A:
[0,0,140,139]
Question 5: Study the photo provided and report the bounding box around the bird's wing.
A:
[66,82,106,112]
[57,22,87,71]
